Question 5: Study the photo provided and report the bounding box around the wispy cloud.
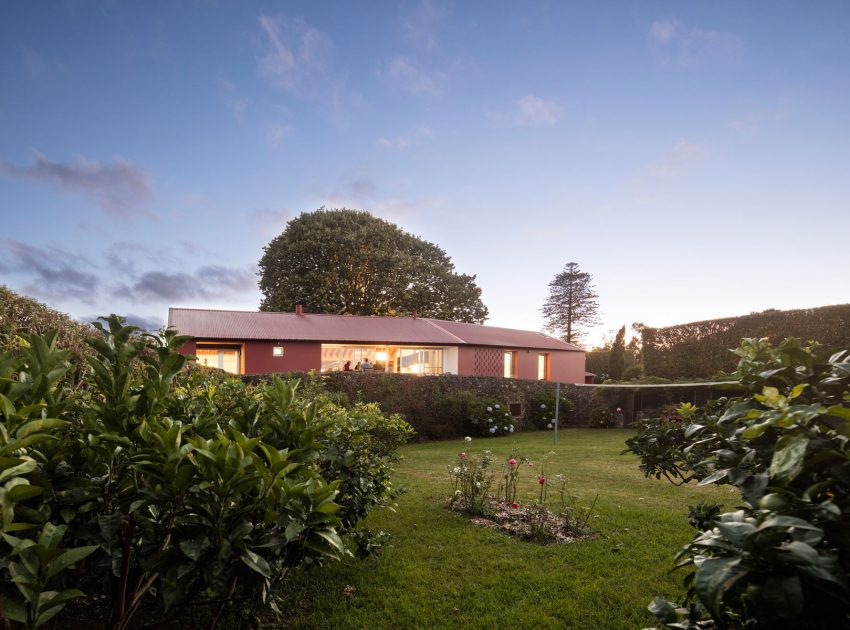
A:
[0,238,100,302]
[646,140,704,176]
[381,55,448,97]
[114,265,256,302]
[728,107,789,132]
[376,124,433,150]
[256,12,357,117]
[401,0,448,51]
[511,95,563,127]
[216,77,251,124]
[308,170,438,223]
[649,20,743,67]
[0,151,155,219]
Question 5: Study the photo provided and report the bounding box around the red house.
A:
[168,307,587,384]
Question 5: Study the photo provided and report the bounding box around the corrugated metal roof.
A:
[167,308,583,352]
[426,318,583,352]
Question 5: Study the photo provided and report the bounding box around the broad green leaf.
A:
[0,433,58,455]
[179,537,209,562]
[0,593,27,623]
[756,387,784,409]
[45,545,99,579]
[8,484,42,502]
[240,550,271,579]
[0,393,16,419]
[694,557,749,619]
[15,419,69,440]
[0,458,37,484]
[313,530,345,555]
[788,384,806,399]
[770,433,808,483]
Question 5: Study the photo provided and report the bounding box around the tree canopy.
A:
[258,208,488,323]
[540,262,600,345]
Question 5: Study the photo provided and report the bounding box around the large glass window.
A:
[538,353,549,380]
[196,347,241,375]
[321,345,443,374]
[504,351,517,378]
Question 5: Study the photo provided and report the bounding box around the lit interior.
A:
[196,347,241,374]
[321,345,443,374]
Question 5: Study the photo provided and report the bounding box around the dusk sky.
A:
[1,1,849,347]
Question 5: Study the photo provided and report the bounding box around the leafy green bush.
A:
[0,316,410,628]
[473,399,514,436]
[524,390,573,430]
[314,401,414,529]
[589,407,613,428]
[625,338,850,628]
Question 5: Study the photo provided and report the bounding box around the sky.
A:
[1,1,849,347]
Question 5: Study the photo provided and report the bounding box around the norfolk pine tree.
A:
[541,262,600,345]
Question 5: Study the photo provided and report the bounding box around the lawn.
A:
[277,429,732,629]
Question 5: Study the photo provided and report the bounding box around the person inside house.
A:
[354,361,361,371]
[361,357,373,370]
[343,360,352,371]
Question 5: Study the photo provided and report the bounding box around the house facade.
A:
[168,306,587,384]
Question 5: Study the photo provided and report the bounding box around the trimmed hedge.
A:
[0,285,99,382]
[243,372,729,440]
[641,303,850,379]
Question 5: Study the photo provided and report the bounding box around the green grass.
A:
[278,429,731,629]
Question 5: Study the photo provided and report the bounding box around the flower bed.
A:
[446,444,597,544]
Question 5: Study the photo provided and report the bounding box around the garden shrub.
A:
[523,389,574,430]
[252,372,602,439]
[589,407,613,428]
[0,316,410,628]
[625,337,850,629]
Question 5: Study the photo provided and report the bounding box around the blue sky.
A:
[1,1,848,346]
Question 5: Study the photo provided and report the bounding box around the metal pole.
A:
[554,382,560,445]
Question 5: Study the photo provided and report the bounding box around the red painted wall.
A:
[180,339,320,374]
[243,340,320,374]
[455,346,586,384]
[180,339,585,382]
[549,350,586,384]
[457,346,476,375]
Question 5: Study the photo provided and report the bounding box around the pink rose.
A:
[511,502,519,509]
[538,477,545,485]
[459,452,467,459]
[508,458,517,465]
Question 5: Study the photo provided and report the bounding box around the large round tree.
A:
[258,208,488,323]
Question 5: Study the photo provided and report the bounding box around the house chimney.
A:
[295,304,303,315]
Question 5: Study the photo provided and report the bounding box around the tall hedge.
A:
[641,303,850,378]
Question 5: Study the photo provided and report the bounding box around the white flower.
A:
[475,482,481,488]
[547,423,553,429]
[509,426,514,433]
[504,412,510,417]
[452,467,461,474]
[464,436,472,442]
[488,418,493,423]
[541,404,546,409]
[489,427,496,434]
[503,426,508,431]
[454,489,462,496]
[495,404,500,409]
[487,406,493,412]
